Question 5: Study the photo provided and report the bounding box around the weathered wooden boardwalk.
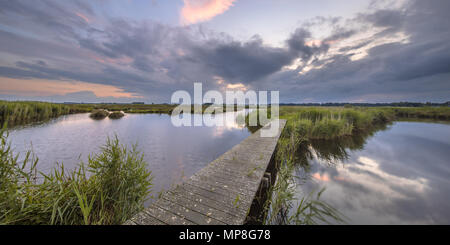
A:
[125,119,286,225]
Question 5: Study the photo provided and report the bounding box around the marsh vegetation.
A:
[258,106,450,224]
[0,101,91,127]
[0,129,152,225]
[0,101,248,127]
[2,100,449,225]
[89,109,110,119]
[4,111,251,224]
[108,111,125,119]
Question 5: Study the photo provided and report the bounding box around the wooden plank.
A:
[167,187,247,217]
[127,211,166,225]
[188,176,254,197]
[184,180,254,205]
[123,220,138,225]
[190,171,258,193]
[154,198,226,225]
[182,182,250,212]
[188,174,255,197]
[162,192,240,225]
[209,159,266,174]
[125,119,286,225]
[173,183,247,213]
[140,204,196,225]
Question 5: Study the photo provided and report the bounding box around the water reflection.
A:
[294,122,450,224]
[8,111,251,206]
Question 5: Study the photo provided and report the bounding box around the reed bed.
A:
[0,101,248,127]
[260,106,450,224]
[90,109,110,119]
[262,119,345,225]
[279,107,398,139]
[95,104,176,114]
[390,107,450,120]
[0,128,152,225]
[108,111,125,119]
[0,101,91,127]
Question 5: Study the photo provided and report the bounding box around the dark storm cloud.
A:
[255,0,450,102]
[3,60,163,95]
[0,0,449,102]
[177,27,332,84]
[77,19,171,59]
[324,29,357,43]
[0,91,139,104]
[0,30,86,60]
[78,38,120,59]
[287,28,330,61]
[185,35,294,83]
[0,66,54,80]
[360,9,405,30]
[0,0,92,39]
[0,0,337,98]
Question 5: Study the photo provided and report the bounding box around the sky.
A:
[0,0,449,103]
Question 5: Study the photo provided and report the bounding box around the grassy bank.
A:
[89,104,243,114]
[279,107,395,139]
[262,118,345,224]
[0,101,250,127]
[260,106,450,224]
[92,103,176,114]
[279,106,450,139]
[0,129,152,225]
[390,107,450,120]
[0,101,92,127]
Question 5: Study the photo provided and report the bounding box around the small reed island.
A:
[89,109,125,119]
[108,111,125,119]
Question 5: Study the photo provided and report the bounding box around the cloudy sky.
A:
[0,0,449,103]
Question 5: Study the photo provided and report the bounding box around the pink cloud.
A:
[75,12,90,23]
[181,0,236,24]
[0,77,141,98]
[88,53,133,65]
[312,173,330,182]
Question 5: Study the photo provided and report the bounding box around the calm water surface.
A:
[295,121,450,224]
[8,112,251,203]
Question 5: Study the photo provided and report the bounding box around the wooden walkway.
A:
[125,119,286,225]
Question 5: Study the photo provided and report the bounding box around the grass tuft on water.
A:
[0,127,152,225]
[90,109,110,120]
[108,111,125,119]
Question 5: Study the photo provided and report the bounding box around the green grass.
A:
[262,124,345,225]
[108,111,125,119]
[0,129,152,225]
[92,104,242,114]
[245,108,272,133]
[276,106,449,140]
[279,107,397,140]
[390,107,450,120]
[2,102,448,225]
[95,103,176,114]
[89,109,110,119]
[0,101,92,127]
[0,100,252,127]
[260,106,450,224]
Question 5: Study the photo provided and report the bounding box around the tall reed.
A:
[259,107,407,224]
[0,101,91,127]
[278,107,397,140]
[0,128,152,225]
[263,120,345,225]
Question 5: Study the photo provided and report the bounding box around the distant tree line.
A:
[279,102,450,107]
